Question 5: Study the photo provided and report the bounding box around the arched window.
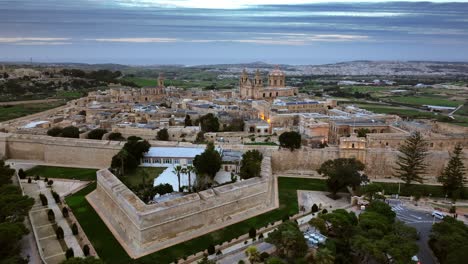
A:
[352,143,355,148]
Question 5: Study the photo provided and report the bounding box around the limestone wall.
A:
[272,147,468,181]
[88,157,276,258]
[0,132,122,168]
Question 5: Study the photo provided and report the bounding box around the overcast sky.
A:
[1,0,468,65]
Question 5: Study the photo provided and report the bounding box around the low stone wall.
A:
[87,157,276,258]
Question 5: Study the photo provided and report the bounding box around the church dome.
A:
[268,66,285,77]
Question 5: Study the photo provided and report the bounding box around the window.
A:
[352,143,355,149]
[187,159,193,165]
[263,93,265,97]
[174,159,180,164]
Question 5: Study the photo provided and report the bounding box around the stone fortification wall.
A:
[0,132,122,168]
[88,157,276,258]
[272,147,468,181]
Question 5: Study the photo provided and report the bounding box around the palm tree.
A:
[172,165,183,192]
[185,165,195,192]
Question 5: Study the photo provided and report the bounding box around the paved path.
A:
[38,181,84,257]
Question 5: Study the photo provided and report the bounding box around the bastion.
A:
[86,157,276,258]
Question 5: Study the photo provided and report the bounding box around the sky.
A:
[1,0,468,65]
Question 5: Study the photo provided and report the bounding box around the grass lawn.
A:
[26,166,98,181]
[66,177,330,264]
[123,167,166,187]
[0,101,65,122]
[386,96,463,107]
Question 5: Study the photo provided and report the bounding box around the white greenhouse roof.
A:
[144,147,205,158]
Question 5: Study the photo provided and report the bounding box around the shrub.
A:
[39,193,48,206]
[65,248,74,259]
[56,226,64,239]
[62,207,69,218]
[34,175,40,181]
[27,177,32,183]
[44,177,48,182]
[322,209,328,214]
[47,180,54,186]
[258,233,264,239]
[83,245,90,256]
[18,169,26,179]
[244,241,248,245]
[47,209,55,221]
[248,227,256,238]
[238,261,245,264]
[71,223,79,235]
[260,252,270,261]
[108,132,125,141]
[207,244,215,255]
[52,191,60,203]
[47,127,63,137]
[87,128,108,140]
[311,203,319,213]
[216,250,222,255]
[450,206,457,214]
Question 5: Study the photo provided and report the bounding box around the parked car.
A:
[432,210,446,219]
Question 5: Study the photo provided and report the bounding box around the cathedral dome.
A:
[268,66,285,77]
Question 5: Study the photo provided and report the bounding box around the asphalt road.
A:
[388,199,441,264]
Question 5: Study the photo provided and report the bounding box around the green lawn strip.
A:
[0,101,65,122]
[66,177,330,264]
[26,166,98,181]
[386,96,463,107]
[375,182,468,199]
[122,167,166,187]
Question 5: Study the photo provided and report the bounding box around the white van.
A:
[432,211,446,219]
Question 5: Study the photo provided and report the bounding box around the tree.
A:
[61,126,80,138]
[317,158,364,199]
[184,165,195,192]
[311,203,319,213]
[111,139,150,175]
[83,245,90,256]
[315,248,335,264]
[265,221,308,260]
[62,207,69,218]
[87,129,107,140]
[197,113,220,132]
[71,223,79,235]
[361,183,384,202]
[249,227,257,238]
[244,246,261,263]
[0,185,34,223]
[394,131,428,185]
[108,132,125,141]
[0,160,15,187]
[193,142,221,179]
[357,128,370,138]
[172,165,183,192]
[266,257,285,264]
[240,150,263,179]
[65,248,74,259]
[430,217,468,264]
[197,256,216,264]
[47,127,63,137]
[438,144,466,201]
[56,226,64,239]
[18,168,26,179]
[156,128,169,141]
[39,193,48,206]
[207,244,215,255]
[60,257,105,264]
[48,209,55,221]
[279,131,301,151]
[184,115,193,127]
[0,222,29,263]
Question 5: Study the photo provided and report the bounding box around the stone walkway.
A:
[38,181,84,258]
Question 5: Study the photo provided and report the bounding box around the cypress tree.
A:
[394,131,428,185]
[438,144,466,200]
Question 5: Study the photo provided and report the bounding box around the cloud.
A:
[112,0,468,9]
[0,37,70,44]
[189,34,369,45]
[90,37,179,43]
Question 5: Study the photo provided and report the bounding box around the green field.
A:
[346,86,392,93]
[123,77,158,87]
[122,167,166,187]
[356,103,436,118]
[0,101,65,122]
[66,177,331,264]
[26,166,98,181]
[387,96,463,107]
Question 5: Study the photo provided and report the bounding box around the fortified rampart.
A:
[87,157,276,258]
[0,132,122,168]
[272,147,468,182]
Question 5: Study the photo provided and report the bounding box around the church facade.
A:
[109,73,166,103]
[239,67,298,100]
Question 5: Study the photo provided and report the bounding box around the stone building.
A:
[239,67,298,100]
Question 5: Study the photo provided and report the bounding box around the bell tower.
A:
[157,72,165,88]
[254,69,263,88]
